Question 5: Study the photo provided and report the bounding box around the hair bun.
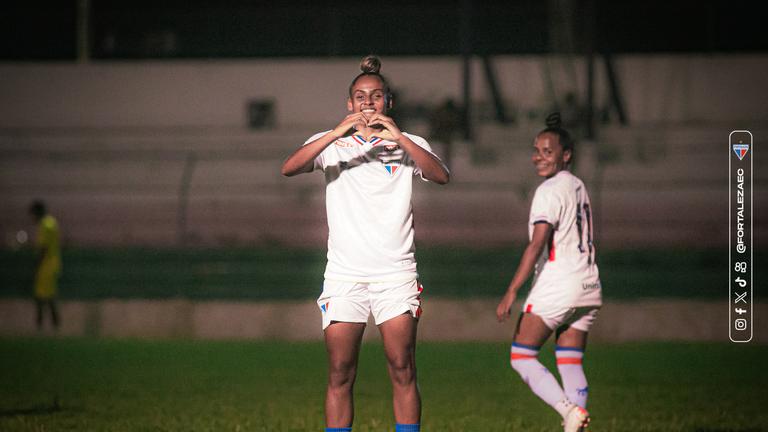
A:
[545,112,562,128]
[360,55,382,74]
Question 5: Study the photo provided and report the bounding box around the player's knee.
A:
[510,345,545,384]
[328,359,357,390]
[387,356,416,387]
[328,371,355,391]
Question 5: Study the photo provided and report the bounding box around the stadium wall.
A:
[1,54,766,249]
[1,54,767,129]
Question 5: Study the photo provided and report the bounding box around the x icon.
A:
[735,292,747,304]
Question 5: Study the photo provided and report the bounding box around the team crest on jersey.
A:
[384,164,400,175]
[733,143,750,160]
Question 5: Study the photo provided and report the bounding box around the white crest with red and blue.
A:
[733,144,750,160]
[384,164,400,175]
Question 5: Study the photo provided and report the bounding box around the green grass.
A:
[0,246,744,301]
[1,338,766,431]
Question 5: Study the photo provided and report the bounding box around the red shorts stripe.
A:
[525,304,533,313]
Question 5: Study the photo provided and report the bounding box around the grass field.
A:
[1,338,766,431]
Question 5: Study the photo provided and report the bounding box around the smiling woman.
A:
[348,56,391,114]
[496,113,600,432]
[280,55,449,432]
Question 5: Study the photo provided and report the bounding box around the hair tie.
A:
[545,112,562,128]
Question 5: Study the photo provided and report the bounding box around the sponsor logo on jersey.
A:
[582,281,601,291]
[334,139,355,148]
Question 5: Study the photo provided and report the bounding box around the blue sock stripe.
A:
[555,346,585,353]
[512,342,541,351]
[395,424,420,432]
[326,428,352,432]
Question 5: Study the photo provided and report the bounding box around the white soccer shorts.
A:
[317,279,423,330]
[521,302,600,332]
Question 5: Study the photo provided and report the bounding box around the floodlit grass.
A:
[1,338,766,431]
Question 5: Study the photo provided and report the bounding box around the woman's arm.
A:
[396,135,450,184]
[496,222,552,322]
[281,113,368,177]
[368,113,450,184]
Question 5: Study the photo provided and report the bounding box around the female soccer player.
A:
[496,114,602,432]
[281,55,449,432]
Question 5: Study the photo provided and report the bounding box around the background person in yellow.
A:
[29,200,61,330]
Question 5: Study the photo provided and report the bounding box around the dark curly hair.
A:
[538,112,574,164]
[348,55,392,106]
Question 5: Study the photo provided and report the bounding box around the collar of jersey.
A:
[352,135,383,146]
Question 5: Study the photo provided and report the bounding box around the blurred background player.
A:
[496,113,602,432]
[427,98,461,170]
[281,55,449,432]
[29,200,62,331]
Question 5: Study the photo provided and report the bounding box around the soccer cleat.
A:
[563,405,590,432]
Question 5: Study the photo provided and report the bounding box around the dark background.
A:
[2,0,766,60]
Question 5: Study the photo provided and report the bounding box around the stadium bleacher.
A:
[2,122,762,249]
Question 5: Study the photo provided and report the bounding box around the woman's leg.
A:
[35,298,44,329]
[555,321,590,408]
[324,322,366,428]
[379,313,420,426]
[513,311,553,347]
[49,300,60,329]
[510,312,577,420]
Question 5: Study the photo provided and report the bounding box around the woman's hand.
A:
[331,113,370,139]
[282,114,369,177]
[367,114,403,142]
[496,291,517,322]
[496,223,553,321]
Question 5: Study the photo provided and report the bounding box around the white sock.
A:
[554,399,576,419]
[510,343,570,418]
[556,346,588,408]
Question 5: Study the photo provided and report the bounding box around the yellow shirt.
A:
[34,215,61,298]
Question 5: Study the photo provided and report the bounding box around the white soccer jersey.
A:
[305,131,434,282]
[526,170,602,308]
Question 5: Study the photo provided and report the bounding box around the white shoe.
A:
[563,405,590,432]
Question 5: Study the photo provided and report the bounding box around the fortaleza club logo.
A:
[733,144,750,160]
[385,164,400,175]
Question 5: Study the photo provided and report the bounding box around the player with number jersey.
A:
[496,113,602,432]
[281,55,449,432]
